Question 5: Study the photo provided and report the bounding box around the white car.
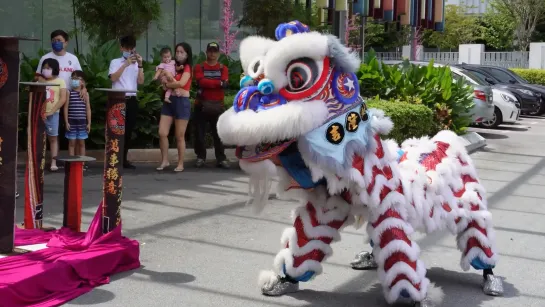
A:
[480,89,520,128]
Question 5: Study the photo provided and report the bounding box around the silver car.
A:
[450,66,495,124]
[381,61,495,124]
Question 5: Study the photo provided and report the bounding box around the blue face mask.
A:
[71,79,81,88]
[52,41,64,52]
[123,51,132,59]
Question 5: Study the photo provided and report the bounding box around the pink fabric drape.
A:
[0,201,140,307]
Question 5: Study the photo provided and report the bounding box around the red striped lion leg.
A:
[259,188,353,295]
[452,174,503,295]
[364,135,429,304]
[368,201,429,304]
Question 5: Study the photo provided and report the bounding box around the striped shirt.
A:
[67,90,88,129]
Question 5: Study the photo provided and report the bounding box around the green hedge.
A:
[223,96,436,144]
[366,99,435,143]
[510,68,545,86]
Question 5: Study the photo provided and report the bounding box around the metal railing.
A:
[423,52,459,65]
[482,52,529,68]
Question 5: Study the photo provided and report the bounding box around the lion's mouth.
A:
[236,139,296,162]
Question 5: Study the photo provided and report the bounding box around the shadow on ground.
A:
[286,267,518,307]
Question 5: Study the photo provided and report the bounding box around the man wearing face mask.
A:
[36,30,83,93]
[36,29,82,171]
[108,35,144,169]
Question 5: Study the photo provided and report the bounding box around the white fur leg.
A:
[258,270,280,289]
[239,159,277,214]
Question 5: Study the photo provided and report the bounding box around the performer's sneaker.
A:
[261,275,299,296]
[350,251,378,270]
[483,274,504,296]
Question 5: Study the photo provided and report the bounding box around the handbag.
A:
[200,100,224,116]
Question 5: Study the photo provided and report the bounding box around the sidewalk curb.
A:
[17,132,485,164]
[17,148,238,165]
[460,132,487,153]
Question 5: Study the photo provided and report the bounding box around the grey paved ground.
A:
[14,115,545,307]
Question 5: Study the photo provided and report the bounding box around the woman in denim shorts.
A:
[157,42,193,172]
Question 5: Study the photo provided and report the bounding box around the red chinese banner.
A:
[24,84,49,230]
[101,91,126,234]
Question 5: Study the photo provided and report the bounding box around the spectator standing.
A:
[36,29,82,171]
[157,43,193,172]
[38,58,67,171]
[64,70,91,157]
[108,35,144,169]
[193,42,229,169]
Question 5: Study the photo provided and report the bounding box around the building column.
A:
[529,43,545,69]
[458,44,484,65]
[402,45,424,61]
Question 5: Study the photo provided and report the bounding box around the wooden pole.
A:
[95,88,136,234]
[22,82,59,230]
[57,155,96,232]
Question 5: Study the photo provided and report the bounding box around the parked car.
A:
[480,88,520,128]
[382,61,495,124]
[455,64,543,115]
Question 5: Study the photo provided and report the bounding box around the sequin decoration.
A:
[107,103,126,135]
[0,57,7,90]
[331,71,359,105]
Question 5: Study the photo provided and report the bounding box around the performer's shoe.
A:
[483,274,504,296]
[261,275,299,296]
[350,251,378,270]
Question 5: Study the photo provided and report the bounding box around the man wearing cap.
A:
[193,42,229,168]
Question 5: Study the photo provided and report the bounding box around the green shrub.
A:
[224,94,237,109]
[357,51,473,135]
[366,99,436,144]
[510,68,545,86]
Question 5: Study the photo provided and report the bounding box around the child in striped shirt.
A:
[64,70,91,156]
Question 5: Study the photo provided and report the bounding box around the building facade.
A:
[445,0,490,14]
[0,0,245,59]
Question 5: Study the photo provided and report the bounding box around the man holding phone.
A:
[108,35,144,169]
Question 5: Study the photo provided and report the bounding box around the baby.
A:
[153,47,183,103]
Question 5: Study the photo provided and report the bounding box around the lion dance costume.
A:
[217,21,504,306]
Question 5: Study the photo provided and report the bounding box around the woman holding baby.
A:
[155,42,193,172]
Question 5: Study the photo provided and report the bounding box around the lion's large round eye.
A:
[286,57,318,92]
[248,57,264,79]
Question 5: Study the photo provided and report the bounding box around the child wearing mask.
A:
[38,58,67,171]
[64,70,91,157]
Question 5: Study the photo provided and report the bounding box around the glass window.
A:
[177,0,202,56]
[468,70,490,84]
[452,72,473,85]
[497,67,529,84]
[144,0,175,61]
[0,0,43,57]
[460,70,489,85]
[483,67,514,83]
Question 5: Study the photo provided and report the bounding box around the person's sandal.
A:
[174,166,184,172]
[156,163,170,171]
[50,165,58,171]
